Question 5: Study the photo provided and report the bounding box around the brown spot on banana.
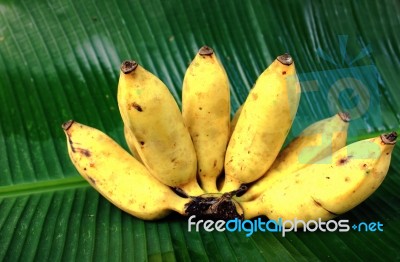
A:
[88,176,96,185]
[312,197,339,216]
[69,143,90,157]
[78,148,91,157]
[131,102,143,112]
[62,120,76,152]
[337,155,352,165]
[67,136,75,153]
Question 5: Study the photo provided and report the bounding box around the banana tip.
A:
[120,60,138,74]
[199,46,214,56]
[338,112,351,122]
[381,131,397,145]
[62,120,74,131]
[277,53,293,65]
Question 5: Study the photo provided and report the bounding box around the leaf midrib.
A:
[0,176,88,199]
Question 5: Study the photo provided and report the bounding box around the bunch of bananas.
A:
[62,46,397,224]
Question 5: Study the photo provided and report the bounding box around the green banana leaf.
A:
[1,0,399,260]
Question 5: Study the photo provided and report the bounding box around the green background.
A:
[0,0,399,260]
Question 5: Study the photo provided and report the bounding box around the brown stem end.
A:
[199,46,214,56]
[338,112,351,122]
[62,120,74,131]
[120,60,138,74]
[381,132,397,145]
[277,53,293,65]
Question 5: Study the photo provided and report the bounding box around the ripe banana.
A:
[61,120,190,220]
[222,54,301,192]
[239,112,350,201]
[241,132,397,223]
[230,105,243,137]
[182,46,230,192]
[123,124,142,162]
[117,61,204,196]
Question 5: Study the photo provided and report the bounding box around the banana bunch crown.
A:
[62,45,397,224]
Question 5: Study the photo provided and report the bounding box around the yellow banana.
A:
[239,112,350,201]
[117,61,203,196]
[241,132,397,223]
[230,105,243,137]
[182,46,230,192]
[123,124,142,162]
[61,120,190,220]
[222,54,301,192]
